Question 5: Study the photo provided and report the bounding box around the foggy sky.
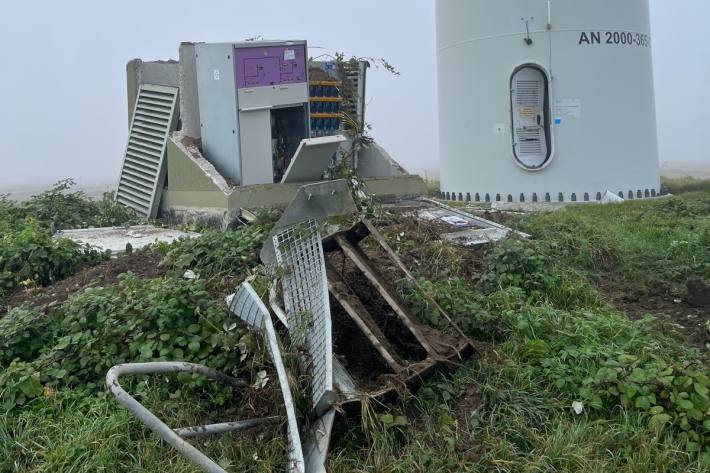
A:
[0,0,707,189]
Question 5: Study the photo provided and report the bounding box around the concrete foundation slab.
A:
[55,225,200,254]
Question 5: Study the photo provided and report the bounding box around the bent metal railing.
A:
[106,282,304,473]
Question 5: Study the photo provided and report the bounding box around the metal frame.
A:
[228,282,306,473]
[420,197,531,239]
[106,282,307,473]
[322,220,476,412]
[106,362,274,473]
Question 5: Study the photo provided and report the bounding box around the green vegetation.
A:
[0,219,109,299]
[515,193,710,287]
[396,238,708,470]
[0,179,139,233]
[158,209,277,284]
[663,177,710,196]
[425,179,441,197]
[0,183,708,472]
[0,274,253,411]
[0,180,139,302]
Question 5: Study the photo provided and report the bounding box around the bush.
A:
[662,177,710,196]
[479,238,599,309]
[410,233,710,460]
[515,194,710,284]
[0,180,141,301]
[502,299,710,459]
[0,219,109,298]
[403,277,509,341]
[1,179,141,232]
[160,212,277,281]
[0,274,253,410]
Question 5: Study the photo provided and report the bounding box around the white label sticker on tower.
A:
[555,98,582,118]
[213,69,220,81]
[284,49,295,61]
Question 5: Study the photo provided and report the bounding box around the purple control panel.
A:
[234,45,307,89]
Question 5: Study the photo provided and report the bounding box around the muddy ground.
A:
[1,251,166,315]
[599,278,709,349]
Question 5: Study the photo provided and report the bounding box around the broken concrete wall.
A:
[364,175,426,202]
[166,134,232,194]
[178,43,201,140]
[125,46,200,139]
[126,59,180,125]
[357,141,409,178]
[161,134,230,227]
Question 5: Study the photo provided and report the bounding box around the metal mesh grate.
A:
[273,219,333,408]
[116,84,178,218]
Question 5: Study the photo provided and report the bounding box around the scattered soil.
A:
[686,278,710,308]
[1,251,166,315]
[453,384,483,462]
[480,210,518,228]
[381,211,487,283]
[330,299,392,391]
[598,277,709,349]
[326,251,428,363]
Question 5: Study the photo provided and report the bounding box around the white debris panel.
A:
[228,283,305,473]
[55,225,200,254]
[273,219,334,412]
[415,201,529,246]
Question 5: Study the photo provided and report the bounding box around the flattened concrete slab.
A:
[443,228,511,247]
[415,199,529,247]
[55,225,200,254]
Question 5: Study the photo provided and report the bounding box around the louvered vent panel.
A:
[343,68,361,120]
[515,79,541,106]
[516,127,544,157]
[116,84,178,218]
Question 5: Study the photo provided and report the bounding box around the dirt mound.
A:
[686,278,710,308]
[1,251,166,315]
[599,278,709,349]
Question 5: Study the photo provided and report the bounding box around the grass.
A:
[425,179,441,197]
[511,193,710,287]
[663,177,710,196]
[0,389,288,472]
[0,183,708,472]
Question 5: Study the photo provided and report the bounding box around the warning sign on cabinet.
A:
[554,98,582,118]
[519,107,537,119]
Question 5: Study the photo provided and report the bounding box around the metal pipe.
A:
[175,418,278,439]
[106,362,231,473]
[107,362,247,387]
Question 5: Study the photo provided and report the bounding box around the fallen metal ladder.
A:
[322,219,476,412]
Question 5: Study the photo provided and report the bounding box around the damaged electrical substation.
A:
[103,38,525,472]
[106,179,521,472]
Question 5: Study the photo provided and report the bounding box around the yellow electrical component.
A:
[309,80,342,86]
[310,113,342,119]
[309,97,343,102]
